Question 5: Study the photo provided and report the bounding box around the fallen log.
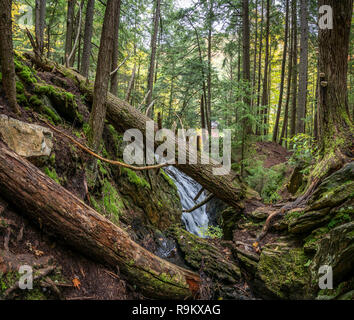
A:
[0,141,200,299]
[23,53,249,210]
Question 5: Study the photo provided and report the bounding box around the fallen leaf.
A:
[72,277,81,290]
[34,249,44,257]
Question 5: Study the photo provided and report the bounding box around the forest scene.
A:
[0,0,353,305]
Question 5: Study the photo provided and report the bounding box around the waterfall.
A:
[164,167,209,237]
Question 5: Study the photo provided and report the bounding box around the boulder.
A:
[0,115,53,157]
[253,240,312,299]
[308,162,354,211]
[310,222,354,287]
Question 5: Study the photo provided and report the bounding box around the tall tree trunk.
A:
[296,0,309,134]
[317,0,353,153]
[256,0,264,135]
[290,0,298,141]
[35,0,46,55]
[0,0,20,114]
[206,0,214,133]
[146,0,161,118]
[110,0,122,96]
[80,0,95,78]
[280,9,294,145]
[261,0,270,137]
[273,0,289,142]
[242,0,252,134]
[88,0,117,151]
[65,0,76,67]
[251,0,258,110]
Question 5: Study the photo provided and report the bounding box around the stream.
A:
[164,166,209,237]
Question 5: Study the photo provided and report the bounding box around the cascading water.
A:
[164,166,209,237]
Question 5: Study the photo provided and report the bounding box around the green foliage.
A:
[245,160,285,204]
[200,225,223,239]
[285,134,319,173]
[327,212,352,230]
[44,167,60,184]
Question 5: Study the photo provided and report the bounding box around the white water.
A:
[164,167,209,237]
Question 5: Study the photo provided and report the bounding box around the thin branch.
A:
[45,121,169,171]
[183,194,215,213]
[66,3,83,67]
[110,54,130,76]
[138,90,151,110]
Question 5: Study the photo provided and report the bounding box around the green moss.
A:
[42,105,61,124]
[44,167,60,184]
[14,57,37,84]
[97,159,108,176]
[327,212,352,230]
[161,170,178,192]
[33,84,82,123]
[24,288,47,300]
[121,168,150,189]
[284,210,304,224]
[92,180,124,225]
[0,271,20,297]
[257,246,310,299]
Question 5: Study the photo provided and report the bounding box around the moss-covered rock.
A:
[33,84,83,125]
[310,222,354,289]
[288,208,331,234]
[168,226,241,284]
[254,241,312,299]
[308,162,354,211]
[218,207,243,240]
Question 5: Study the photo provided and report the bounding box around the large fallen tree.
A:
[23,53,255,210]
[0,141,200,299]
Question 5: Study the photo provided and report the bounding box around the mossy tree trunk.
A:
[317,0,353,155]
[0,0,21,115]
[0,141,200,299]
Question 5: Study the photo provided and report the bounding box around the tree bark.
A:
[110,0,122,96]
[317,0,353,152]
[0,0,21,114]
[88,0,117,151]
[290,0,297,141]
[280,8,294,145]
[146,0,161,118]
[296,0,309,134]
[242,0,252,134]
[0,141,199,299]
[261,0,270,137]
[206,0,214,133]
[65,0,76,67]
[256,0,264,135]
[273,0,289,142]
[35,0,46,55]
[80,0,95,78]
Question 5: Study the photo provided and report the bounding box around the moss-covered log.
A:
[0,141,200,299]
[23,53,253,210]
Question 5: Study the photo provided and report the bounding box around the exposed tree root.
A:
[254,148,349,246]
